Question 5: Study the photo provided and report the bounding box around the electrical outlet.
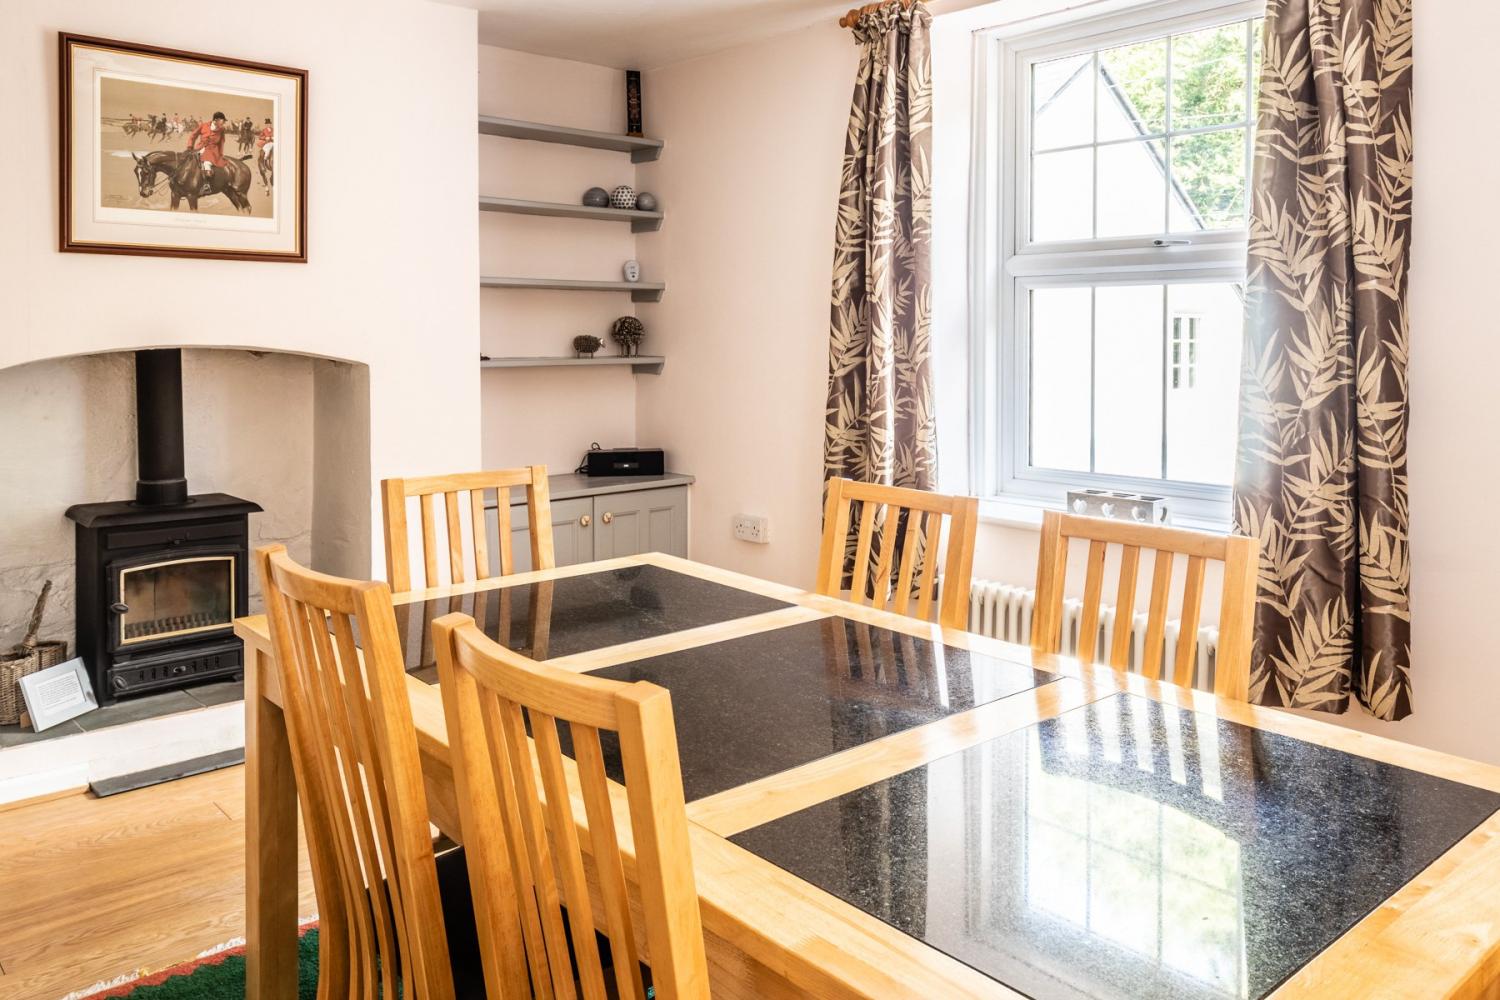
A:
[732,513,770,544]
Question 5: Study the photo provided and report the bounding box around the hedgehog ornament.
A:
[611,316,645,357]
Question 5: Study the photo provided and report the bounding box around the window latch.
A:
[1152,239,1192,247]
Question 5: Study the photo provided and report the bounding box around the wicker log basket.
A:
[0,581,68,727]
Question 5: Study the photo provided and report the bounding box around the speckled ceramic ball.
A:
[610,185,637,210]
[582,187,610,208]
[634,191,658,213]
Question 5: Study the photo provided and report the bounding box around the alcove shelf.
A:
[478,115,663,163]
[479,196,663,232]
[480,276,665,302]
[480,355,665,376]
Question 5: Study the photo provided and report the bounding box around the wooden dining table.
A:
[236,552,1500,999]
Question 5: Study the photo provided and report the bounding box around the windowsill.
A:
[977,495,1234,534]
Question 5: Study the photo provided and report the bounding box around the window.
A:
[972,0,1264,519]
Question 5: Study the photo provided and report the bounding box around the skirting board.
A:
[0,700,244,806]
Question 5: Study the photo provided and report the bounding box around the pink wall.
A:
[478,46,643,474]
[0,0,481,574]
[636,26,858,587]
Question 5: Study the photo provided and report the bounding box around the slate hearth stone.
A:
[731,692,1500,1000]
[393,564,791,680]
[0,719,84,748]
[90,747,245,797]
[73,689,199,731]
[578,616,1063,802]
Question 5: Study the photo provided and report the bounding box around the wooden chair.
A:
[815,477,979,631]
[1031,512,1260,701]
[256,544,471,1000]
[382,466,554,593]
[432,611,712,1000]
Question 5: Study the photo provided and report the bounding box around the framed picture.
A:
[59,33,307,262]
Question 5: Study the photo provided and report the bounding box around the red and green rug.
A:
[79,927,319,999]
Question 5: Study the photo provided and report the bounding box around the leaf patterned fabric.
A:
[825,1,935,583]
[1233,0,1412,719]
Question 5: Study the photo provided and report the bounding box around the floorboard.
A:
[0,765,316,1000]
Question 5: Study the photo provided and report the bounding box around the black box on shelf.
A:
[586,448,665,477]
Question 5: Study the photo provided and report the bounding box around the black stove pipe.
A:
[134,349,189,506]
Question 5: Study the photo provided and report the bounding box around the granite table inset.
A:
[580,616,1063,802]
[731,692,1500,1000]
[394,564,790,682]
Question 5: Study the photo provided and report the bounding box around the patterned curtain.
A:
[1233,0,1412,719]
[824,0,935,583]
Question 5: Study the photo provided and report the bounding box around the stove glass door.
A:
[117,555,235,646]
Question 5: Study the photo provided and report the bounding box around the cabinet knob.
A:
[580,514,591,528]
[601,512,613,525]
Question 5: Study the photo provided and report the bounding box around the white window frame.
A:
[968,0,1264,524]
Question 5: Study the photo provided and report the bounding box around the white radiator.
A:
[968,579,1219,691]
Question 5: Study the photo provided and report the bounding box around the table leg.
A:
[245,643,299,1000]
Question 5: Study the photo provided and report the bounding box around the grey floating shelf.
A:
[478,115,663,163]
[481,355,665,375]
[480,276,665,302]
[479,196,663,233]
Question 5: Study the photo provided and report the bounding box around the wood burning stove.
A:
[65,350,260,702]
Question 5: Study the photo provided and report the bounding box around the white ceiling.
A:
[458,0,855,70]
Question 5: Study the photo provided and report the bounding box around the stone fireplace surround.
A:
[1,0,480,805]
[0,340,480,804]
[0,347,383,800]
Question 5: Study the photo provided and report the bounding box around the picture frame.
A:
[18,657,98,732]
[59,32,308,262]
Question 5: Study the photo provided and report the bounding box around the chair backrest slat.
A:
[816,478,978,631]
[469,490,490,581]
[1077,540,1108,659]
[1141,548,1175,680]
[434,613,710,1000]
[891,512,924,619]
[256,544,455,1000]
[1032,512,1261,700]
[573,724,647,1000]
[1109,544,1141,666]
[383,466,554,592]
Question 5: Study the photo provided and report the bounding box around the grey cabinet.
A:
[592,488,690,560]
[484,483,689,573]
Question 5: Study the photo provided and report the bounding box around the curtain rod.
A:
[838,0,916,29]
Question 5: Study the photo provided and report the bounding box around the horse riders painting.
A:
[60,33,306,261]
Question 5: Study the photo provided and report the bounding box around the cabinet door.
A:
[484,496,594,574]
[592,487,689,561]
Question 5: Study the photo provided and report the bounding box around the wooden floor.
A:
[0,766,316,1000]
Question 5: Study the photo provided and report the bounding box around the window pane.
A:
[1030,286,1092,472]
[1096,139,1166,237]
[1098,38,1167,140]
[1094,284,1164,478]
[1033,53,1094,151]
[1032,148,1094,241]
[1165,282,1243,485]
[1169,128,1247,231]
[1169,23,1248,130]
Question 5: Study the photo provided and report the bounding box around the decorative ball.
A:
[572,334,603,357]
[610,185,636,210]
[611,316,645,357]
[634,191,658,213]
[582,187,610,208]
